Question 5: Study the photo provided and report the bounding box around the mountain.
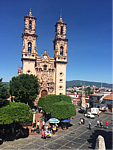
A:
[66,80,113,89]
[2,81,112,88]
[2,82,9,85]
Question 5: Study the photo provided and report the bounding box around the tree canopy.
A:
[38,94,76,119]
[0,102,33,124]
[51,101,76,120]
[38,97,45,107]
[84,87,93,97]
[38,94,72,113]
[9,74,40,106]
[0,78,9,108]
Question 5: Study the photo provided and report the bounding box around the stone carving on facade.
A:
[42,71,48,82]
[42,82,47,89]
[49,82,54,93]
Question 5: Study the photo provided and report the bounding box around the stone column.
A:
[81,86,86,109]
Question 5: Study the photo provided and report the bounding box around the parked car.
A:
[84,112,95,119]
[78,109,87,114]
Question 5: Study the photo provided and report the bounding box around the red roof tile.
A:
[104,94,113,100]
[90,94,103,97]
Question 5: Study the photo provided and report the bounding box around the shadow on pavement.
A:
[87,129,112,149]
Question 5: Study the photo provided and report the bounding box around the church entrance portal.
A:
[41,90,47,97]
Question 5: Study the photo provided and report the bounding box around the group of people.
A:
[42,123,58,139]
[97,120,109,129]
[36,119,58,139]
[88,120,109,130]
[97,120,103,128]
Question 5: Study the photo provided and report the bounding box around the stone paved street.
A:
[0,112,112,149]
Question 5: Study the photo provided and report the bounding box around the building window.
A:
[60,72,63,76]
[44,65,47,70]
[60,79,63,82]
[27,70,30,73]
[28,42,32,53]
[60,46,63,56]
[97,97,100,101]
[29,20,32,29]
[61,26,63,34]
[59,86,63,90]
[60,93,62,95]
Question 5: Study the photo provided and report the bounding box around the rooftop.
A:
[103,94,113,100]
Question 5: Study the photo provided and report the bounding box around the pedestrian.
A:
[89,121,91,130]
[97,112,99,117]
[97,120,100,127]
[49,130,52,138]
[81,118,83,125]
[106,120,109,129]
[42,120,45,130]
[100,120,103,128]
[79,119,81,125]
[83,118,85,125]
[37,121,40,129]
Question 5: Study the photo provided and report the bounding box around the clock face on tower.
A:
[44,56,47,59]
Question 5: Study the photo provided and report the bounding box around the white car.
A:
[84,112,95,119]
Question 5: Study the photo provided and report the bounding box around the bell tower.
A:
[21,10,38,75]
[53,16,68,95]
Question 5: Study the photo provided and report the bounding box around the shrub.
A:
[0,102,33,124]
[38,97,45,107]
[51,101,76,120]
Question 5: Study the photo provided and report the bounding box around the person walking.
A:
[37,121,40,129]
[97,120,100,127]
[42,120,45,130]
[89,121,91,130]
[97,112,99,117]
[81,118,83,125]
[83,118,85,125]
[106,120,109,129]
[100,120,103,128]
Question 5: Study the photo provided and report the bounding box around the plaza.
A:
[0,112,112,149]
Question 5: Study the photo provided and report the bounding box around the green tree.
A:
[9,74,40,106]
[38,97,45,107]
[40,94,72,113]
[84,87,92,97]
[51,101,76,120]
[0,102,33,124]
[0,78,9,108]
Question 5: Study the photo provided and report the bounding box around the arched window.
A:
[28,42,32,53]
[60,46,63,56]
[29,21,32,29]
[61,26,63,34]
[43,65,47,70]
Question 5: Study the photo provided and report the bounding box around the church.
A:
[18,10,68,102]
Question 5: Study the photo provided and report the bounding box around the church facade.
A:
[18,10,68,102]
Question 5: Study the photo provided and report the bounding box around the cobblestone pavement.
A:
[0,112,112,149]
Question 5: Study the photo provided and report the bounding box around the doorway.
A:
[107,104,112,112]
[41,90,47,97]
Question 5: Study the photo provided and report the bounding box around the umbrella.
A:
[61,119,70,123]
[48,118,60,123]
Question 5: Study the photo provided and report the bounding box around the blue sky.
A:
[0,0,112,84]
